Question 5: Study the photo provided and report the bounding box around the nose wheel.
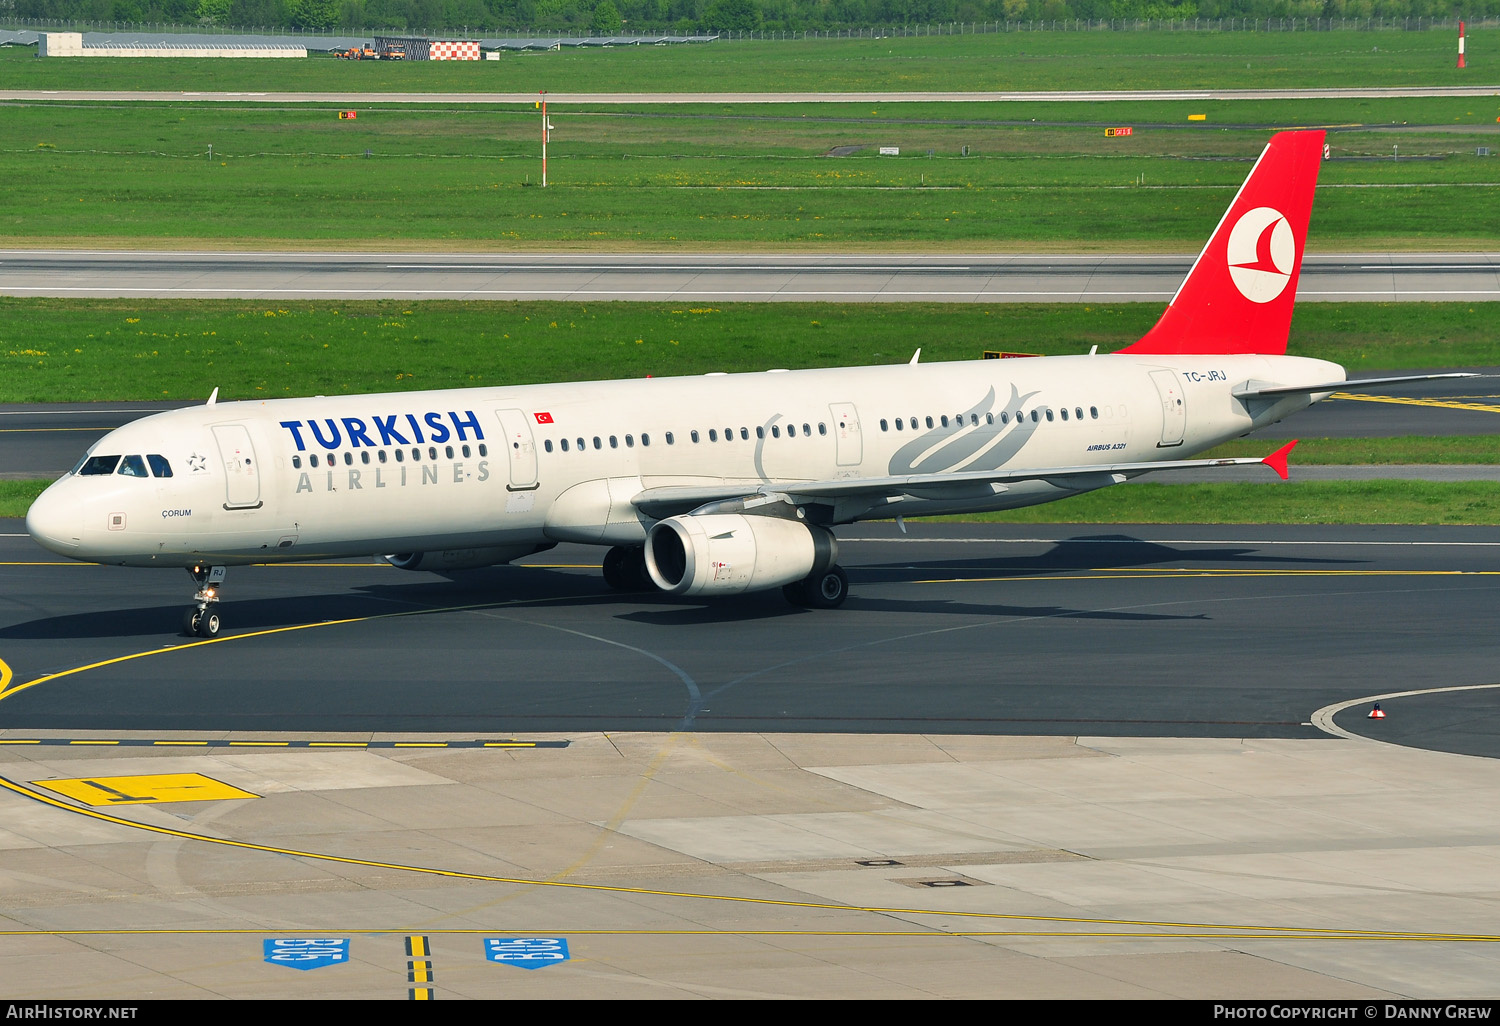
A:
[182,564,227,638]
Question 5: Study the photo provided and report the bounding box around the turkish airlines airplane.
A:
[25,129,1464,636]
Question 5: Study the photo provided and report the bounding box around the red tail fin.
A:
[1118,130,1325,357]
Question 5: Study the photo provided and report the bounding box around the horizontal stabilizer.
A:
[1233,371,1480,401]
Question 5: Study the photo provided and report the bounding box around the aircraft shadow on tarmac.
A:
[855,533,1363,579]
[0,533,1360,640]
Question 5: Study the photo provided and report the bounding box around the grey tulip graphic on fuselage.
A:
[886,384,1040,476]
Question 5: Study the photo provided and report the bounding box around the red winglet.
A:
[1262,440,1298,481]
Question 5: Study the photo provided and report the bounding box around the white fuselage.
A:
[26,352,1342,568]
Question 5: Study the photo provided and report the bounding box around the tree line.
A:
[5,0,1481,36]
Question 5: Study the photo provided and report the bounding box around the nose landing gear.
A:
[181,564,227,638]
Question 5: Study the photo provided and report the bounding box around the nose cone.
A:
[26,481,84,556]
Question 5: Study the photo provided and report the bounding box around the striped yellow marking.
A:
[37,772,258,806]
[0,772,1491,943]
[409,988,434,1000]
[1331,391,1500,414]
[0,655,10,694]
[408,962,433,983]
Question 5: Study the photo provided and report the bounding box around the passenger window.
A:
[985,413,994,425]
[560,438,569,452]
[690,430,699,443]
[1046,409,1054,422]
[593,437,602,450]
[642,434,650,447]
[709,429,718,442]
[625,435,634,448]
[940,415,949,428]
[609,436,618,449]
[1061,409,1069,422]
[117,454,148,478]
[894,419,903,431]
[345,452,354,465]
[78,455,120,476]
[818,423,826,436]
[445,445,454,458]
[786,424,796,437]
[462,444,471,458]
[880,419,888,431]
[394,450,404,463]
[756,426,764,439]
[361,450,371,464]
[577,438,585,450]
[544,440,554,453]
[740,427,749,440]
[479,444,488,457]
[148,454,173,477]
[665,432,674,445]
[1090,406,1099,419]
[925,416,934,429]
[1075,408,1084,420]
[725,428,733,440]
[292,455,302,469]
[803,423,811,436]
[772,425,780,438]
[378,450,388,464]
[311,454,320,468]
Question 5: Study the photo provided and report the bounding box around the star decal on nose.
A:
[188,453,208,473]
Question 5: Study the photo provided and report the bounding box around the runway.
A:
[5,250,1499,302]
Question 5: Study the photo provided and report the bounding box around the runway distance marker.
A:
[37,772,258,806]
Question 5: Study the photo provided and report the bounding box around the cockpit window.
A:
[147,454,173,478]
[117,455,149,478]
[77,455,120,476]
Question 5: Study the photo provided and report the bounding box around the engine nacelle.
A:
[644,514,837,597]
[382,545,545,573]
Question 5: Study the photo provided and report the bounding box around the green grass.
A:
[1201,436,1500,464]
[7,478,1500,524]
[0,480,46,519]
[1,29,1494,93]
[3,299,1498,403]
[4,98,1499,248]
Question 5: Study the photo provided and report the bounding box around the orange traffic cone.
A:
[1368,704,1386,719]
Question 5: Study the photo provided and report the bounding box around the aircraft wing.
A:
[632,442,1298,518]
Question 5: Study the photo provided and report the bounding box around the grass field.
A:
[0,29,1493,93]
[3,298,1496,402]
[4,98,1498,248]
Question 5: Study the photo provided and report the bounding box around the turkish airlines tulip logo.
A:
[1226,206,1296,303]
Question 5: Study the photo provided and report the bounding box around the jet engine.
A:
[382,545,548,572]
[644,513,837,597]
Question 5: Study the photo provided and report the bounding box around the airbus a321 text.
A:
[25,130,1469,637]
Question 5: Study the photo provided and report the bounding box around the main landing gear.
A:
[602,545,654,592]
[783,565,848,609]
[181,564,227,638]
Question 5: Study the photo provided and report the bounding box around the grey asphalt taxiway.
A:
[3,520,1500,997]
[4,250,1499,303]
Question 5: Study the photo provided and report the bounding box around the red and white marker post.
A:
[1459,21,1466,69]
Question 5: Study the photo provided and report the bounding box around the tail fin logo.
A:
[1226,206,1296,304]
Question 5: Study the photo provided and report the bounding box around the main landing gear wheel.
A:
[181,564,227,638]
[783,565,848,609]
[602,545,653,592]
